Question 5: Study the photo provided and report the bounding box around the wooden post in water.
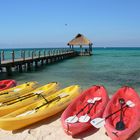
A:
[38,51,41,58]
[35,61,38,68]
[6,66,12,76]
[19,64,22,73]
[27,62,31,71]
[41,59,44,66]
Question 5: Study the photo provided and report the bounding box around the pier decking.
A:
[0,49,78,76]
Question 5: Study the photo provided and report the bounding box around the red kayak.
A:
[103,86,140,140]
[61,85,109,136]
[0,80,17,91]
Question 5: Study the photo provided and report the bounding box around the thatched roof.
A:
[67,34,92,46]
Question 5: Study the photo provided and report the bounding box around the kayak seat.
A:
[0,84,6,88]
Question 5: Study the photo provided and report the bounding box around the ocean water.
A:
[1,47,140,95]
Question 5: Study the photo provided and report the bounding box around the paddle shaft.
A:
[75,103,89,116]
[2,92,36,104]
[105,104,128,120]
[87,102,96,114]
[0,92,9,96]
[120,102,124,122]
[115,99,126,130]
[68,101,95,122]
[35,95,62,110]
[3,93,46,106]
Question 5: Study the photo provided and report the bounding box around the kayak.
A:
[0,81,39,103]
[0,85,81,130]
[0,80,17,91]
[103,86,140,140]
[61,85,109,136]
[0,82,59,117]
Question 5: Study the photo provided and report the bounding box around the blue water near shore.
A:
[1,47,140,95]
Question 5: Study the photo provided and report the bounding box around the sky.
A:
[0,0,140,48]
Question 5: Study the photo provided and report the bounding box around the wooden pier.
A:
[0,49,78,76]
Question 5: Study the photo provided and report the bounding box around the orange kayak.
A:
[0,80,16,91]
[61,85,109,136]
[103,86,140,140]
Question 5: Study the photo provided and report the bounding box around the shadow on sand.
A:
[128,128,140,140]
[12,111,63,134]
[72,127,99,139]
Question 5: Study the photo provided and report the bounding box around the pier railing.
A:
[0,48,75,63]
[0,48,77,75]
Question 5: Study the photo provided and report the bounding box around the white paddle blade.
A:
[94,97,102,101]
[126,100,135,107]
[65,115,78,123]
[59,93,69,98]
[16,110,36,117]
[34,90,44,94]
[87,99,95,103]
[13,88,21,92]
[87,97,101,104]
[79,114,90,123]
[90,118,105,128]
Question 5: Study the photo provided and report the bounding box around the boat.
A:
[103,86,140,140]
[0,85,81,130]
[0,82,59,117]
[0,81,39,103]
[61,85,109,136]
[0,80,17,91]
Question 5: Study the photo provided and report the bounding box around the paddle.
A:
[65,97,101,124]
[115,98,125,130]
[16,92,69,117]
[0,88,22,96]
[1,91,44,106]
[0,92,9,96]
[90,100,135,128]
[78,97,101,122]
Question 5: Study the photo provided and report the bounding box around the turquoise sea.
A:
[1,47,140,95]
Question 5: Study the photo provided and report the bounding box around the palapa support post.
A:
[48,50,50,56]
[11,50,15,63]
[32,51,34,60]
[34,50,36,56]
[44,50,46,57]
[38,51,41,58]
[21,50,23,58]
[0,51,1,65]
[23,51,25,61]
[2,50,4,61]
[28,50,30,57]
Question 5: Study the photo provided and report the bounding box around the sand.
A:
[0,112,140,140]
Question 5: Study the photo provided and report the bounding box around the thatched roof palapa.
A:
[67,34,92,46]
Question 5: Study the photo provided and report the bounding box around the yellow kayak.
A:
[0,81,39,103]
[0,85,81,130]
[0,82,59,117]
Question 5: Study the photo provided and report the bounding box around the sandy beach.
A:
[0,111,139,140]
